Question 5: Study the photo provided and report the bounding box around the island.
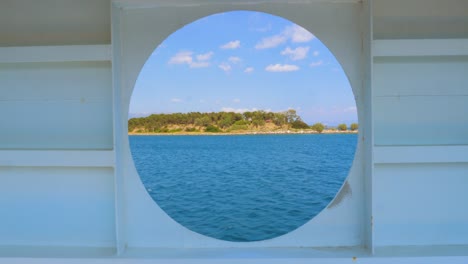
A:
[128,110,358,135]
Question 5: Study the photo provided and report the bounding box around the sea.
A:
[129,134,357,242]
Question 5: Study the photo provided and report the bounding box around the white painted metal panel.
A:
[374,146,468,164]
[0,254,468,264]
[374,95,468,145]
[373,56,468,97]
[0,167,116,247]
[373,56,468,146]
[373,39,468,57]
[0,0,111,47]
[0,45,111,63]
[0,150,114,167]
[0,61,113,149]
[373,0,468,39]
[374,163,468,246]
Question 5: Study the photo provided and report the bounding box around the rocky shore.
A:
[129,129,358,136]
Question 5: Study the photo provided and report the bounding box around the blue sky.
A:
[129,11,357,126]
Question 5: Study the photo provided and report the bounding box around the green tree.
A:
[194,116,211,127]
[243,111,253,121]
[350,123,358,131]
[128,110,312,133]
[273,112,287,126]
[252,119,265,127]
[205,125,221,133]
[337,123,348,131]
[284,109,299,123]
[218,115,233,128]
[311,122,325,133]
[291,120,309,129]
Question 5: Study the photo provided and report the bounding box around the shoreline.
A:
[128,129,358,136]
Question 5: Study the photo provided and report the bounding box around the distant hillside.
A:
[128,110,357,134]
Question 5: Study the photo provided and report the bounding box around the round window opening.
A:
[129,11,358,242]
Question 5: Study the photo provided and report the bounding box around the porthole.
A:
[128,11,357,242]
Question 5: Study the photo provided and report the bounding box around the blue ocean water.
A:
[129,134,357,242]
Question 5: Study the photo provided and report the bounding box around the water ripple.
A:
[130,134,357,242]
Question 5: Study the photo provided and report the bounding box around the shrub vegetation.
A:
[337,124,348,131]
[128,110,358,134]
[310,123,325,133]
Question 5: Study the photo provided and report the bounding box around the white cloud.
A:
[220,40,241,49]
[265,64,300,72]
[255,24,314,50]
[221,107,259,113]
[313,50,320,56]
[168,50,213,69]
[233,98,241,103]
[171,98,182,103]
[310,60,324,67]
[255,35,287,49]
[285,25,314,43]
[196,51,214,61]
[168,51,193,65]
[218,63,232,72]
[189,61,210,68]
[228,56,242,64]
[244,67,254,73]
[281,46,310,61]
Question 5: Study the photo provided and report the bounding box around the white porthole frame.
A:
[111,0,373,255]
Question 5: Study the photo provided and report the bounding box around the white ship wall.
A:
[0,0,467,262]
[373,46,468,247]
[0,47,116,250]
